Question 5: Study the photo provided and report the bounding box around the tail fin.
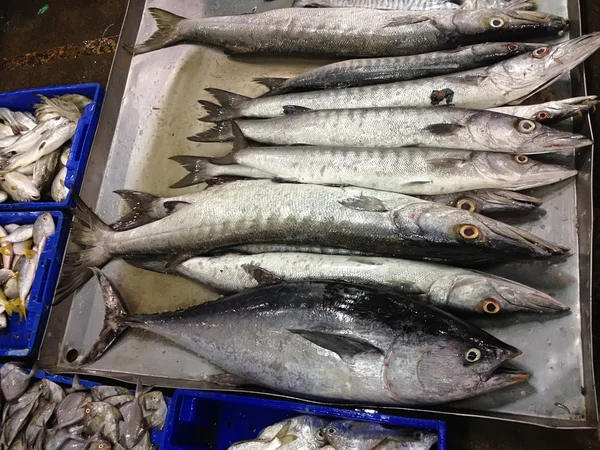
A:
[124,255,172,274]
[110,190,189,231]
[124,8,186,55]
[210,121,248,164]
[199,89,250,122]
[79,268,131,365]
[169,156,228,188]
[254,77,290,96]
[55,194,113,303]
[188,121,234,142]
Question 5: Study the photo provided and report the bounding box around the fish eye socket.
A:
[316,429,326,440]
[456,199,476,212]
[490,17,505,28]
[507,43,520,52]
[483,299,501,314]
[517,120,536,133]
[536,111,551,121]
[458,224,480,240]
[514,154,529,164]
[533,46,550,58]
[465,348,482,363]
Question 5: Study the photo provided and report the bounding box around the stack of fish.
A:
[0,363,167,450]
[0,94,91,203]
[59,1,597,407]
[228,415,437,450]
[0,213,55,329]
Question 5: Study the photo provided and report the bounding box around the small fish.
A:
[0,362,38,402]
[0,117,65,158]
[24,400,56,448]
[83,402,124,450]
[44,429,85,450]
[33,150,60,192]
[0,108,30,134]
[130,433,154,450]
[40,378,66,403]
[127,7,566,56]
[53,391,93,430]
[1,389,41,447]
[51,166,69,202]
[118,380,147,449]
[87,442,114,450]
[197,107,592,153]
[1,242,13,269]
[60,144,71,166]
[2,225,34,243]
[1,173,41,202]
[15,164,34,176]
[490,96,599,123]
[140,391,167,430]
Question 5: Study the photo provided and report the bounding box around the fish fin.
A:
[188,121,234,142]
[339,195,389,212]
[507,74,562,106]
[283,105,312,115]
[271,176,300,183]
[289,329,383,360]
[111,190,163,231]
[169,155,221,188]
[274,422,292,440]
[401,180,433,186]
[124,8,186,55]
[280,436,297,445]
[426,156,470,168]
[384,16,431,28]
[208,121,248,165]
[112,189,159,209]
[424,123,463,135]
[205,176,249,188]
[241,263,283,286]
[254,77,288,91]
[345,257,384,266]
[198,88,250,122]
[163,201,190,215]
[79,268,131,365]
[124,255,172,274]
[165,253,194,271]
[55,194,114,302]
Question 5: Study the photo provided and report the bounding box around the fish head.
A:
[384,308,527,404]
[526,99,598,124]
[452,9,568,41]
[87,443,113,450]
[466,111,592,153]
[492,33,600,97]
[323,421,406,449]
[444,189,542,216]
[470,41,539,59]
[410,430,438,450]
[475,152,577,191]
[392,201,568,260]
[429,272,569,314]
[292,416,330,448]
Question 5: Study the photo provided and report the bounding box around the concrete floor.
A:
[1,0,600,448]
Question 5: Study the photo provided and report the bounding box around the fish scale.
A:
[292,0,532,9]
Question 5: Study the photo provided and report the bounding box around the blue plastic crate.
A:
[0,363,169,446]
[161,391,447,450]
[0,83,104,210]
[0,211,69,357]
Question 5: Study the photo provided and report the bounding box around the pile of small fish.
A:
[0,213,55,329]
[0,362,167,450]
[0,94,91,203]
[58,0,597,407]
[228,415,437,450]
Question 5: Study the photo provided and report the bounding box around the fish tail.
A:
[80,268,132,365]
[198,88,250,122]
[253,77,289,96]
[188,121,234,142]
[110,190,189,231]
[124,8,186,55]
[55,194,114,303]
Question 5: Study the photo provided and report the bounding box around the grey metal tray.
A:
[39,0,597,429]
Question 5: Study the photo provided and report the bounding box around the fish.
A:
[0,117,69,158]
[0,108,31,135]
[0,117,76,173]
[191,108,592,153]
[229,438,284,450]
[33,94,92,123]
[0,362,38,402]
[490,96,599,123]
[118,380,147,449]
[18,256,37,305]
[254,42,538,96]
[126,252,567,315]
[53,391,93,430]
[130,433,153,450]
[419,189,543,216]
[126,7,566,57]
[59,181,569,299]
[82,271,530,405]
[291,0,535,10]
[32,150,60,192]
[44,429,85,450]
[91,385,132,401]
[33,212,56,251]
[2,225,34,244]
[0,191,8,203]
[40,378,66,403]
[200,34,600,120]
[87,442,114,450]
[0,123,15,139]
[323,420,437,450]
[51,166,69,202]
[60,144,71,166]
[140,391,167,430]
[82,402,124,450]
[1,389,41,447]
[1,172,41,202]
[104,394,135,407]
[24,401,56,448]
[171,139,577,195]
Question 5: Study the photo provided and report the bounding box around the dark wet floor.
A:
[1,0,600,448]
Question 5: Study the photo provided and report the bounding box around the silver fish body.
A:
[129,7,566,56]
[203,34,600,120]
[195,108,591,153]
[1,172,41,202]
[174,146,577,195]
[256,42,537,95]
[490,96,599,123]
[140,391,167,430]
[292,0,534,10]
[86,273,530,405]
[83,402,123,449]
[126,252,568,314]
[3,225,34,243]
[0,363,37,402]
[33,150,60,192]
[0,117,69,158]
[68,180,568,270]
[51,166,69,202]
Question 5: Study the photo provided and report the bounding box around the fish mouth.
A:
[500,289,570,313]
[484,365,530,386]
[505,10,569,32]
[553,32,600,61]
[519,165,578,190]
[531,133,592,151]
[472,190,542,215]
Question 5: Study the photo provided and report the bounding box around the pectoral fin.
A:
[241,264,283,286]
[288,329,383,361]
[339,195,389,212]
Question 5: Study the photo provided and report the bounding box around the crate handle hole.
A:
[249,424,256,432]
[227,421,233,428]
[66,348,79,363]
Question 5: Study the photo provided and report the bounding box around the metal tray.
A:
[39,0,597,429]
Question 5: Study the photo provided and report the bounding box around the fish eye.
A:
[456,199,476,212]
[514,154,529,164]
[465,348,482,363]
[533,46,549,58]
[316,429,326,441]
[413,431,424,440]
[517,120,536,133]
[458,225,480,240]
[85,408,91,413]
[326,427,338,435]
[483,299,501,314]
[536,111,551,121]
[507,43,520,52]
[489,17,505,28]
